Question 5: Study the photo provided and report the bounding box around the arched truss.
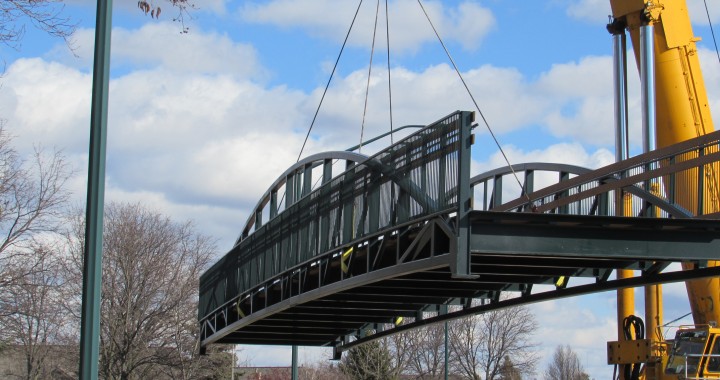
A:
[238,151,369,243]
[199,114,720,354]
[470,162,694,218]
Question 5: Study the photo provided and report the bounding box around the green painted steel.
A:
[79,0,113,379]
[291,346,298,380]
[199,111,471,322]
[453,111,474,277]
[197,117,720,351]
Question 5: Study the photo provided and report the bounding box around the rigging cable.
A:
[359,0,382,153]
[385,0,394,144]
[296,0,364,163]
[703,0,720,66]
[417,0,530,203]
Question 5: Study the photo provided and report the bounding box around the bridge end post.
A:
[452,111,477,279]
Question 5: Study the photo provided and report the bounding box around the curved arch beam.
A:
[474,163,693,219]
[238,149,444,245]
[238,151,369,242]
[469,162,592,188]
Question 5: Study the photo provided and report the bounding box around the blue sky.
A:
[2,0,720,378]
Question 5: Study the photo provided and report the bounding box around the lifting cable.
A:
[296,0,364,163]
[416,0,531,204]
[385,0,394,145]
[703,0,720,66]
[359,0,382,153]
[308,0,395,201]
[282,1,363,215]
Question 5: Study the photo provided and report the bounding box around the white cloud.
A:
[51,23,264,79]
[565,0,720,27]
[566,0,612,24]
[481,142,614,173]
[533,295,617,379]
[111,23,262,76]
[535,55,621,146]
[0,58,92,153]
[240,0,495,53]
[688,0,720,25]
[0,40,628,243]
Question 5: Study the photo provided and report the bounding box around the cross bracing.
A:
[198,110,720,355]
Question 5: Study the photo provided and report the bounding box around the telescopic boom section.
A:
[610,0,715,143]
[608,0,720,326]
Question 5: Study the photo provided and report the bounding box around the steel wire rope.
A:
[307,0,395,197]
[275,1,364,217]
[704,0,720,66]
[351,0,383,241]
[385,0,394,145]
[304,1,397,226]
[359,0,382,153]
[417,0,531,204]
[295,0,364,163]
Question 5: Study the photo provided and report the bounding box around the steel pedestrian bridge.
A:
[198,111,720,356]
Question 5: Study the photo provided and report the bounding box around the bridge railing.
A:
[471,129,720,219]
[199,111,476,321]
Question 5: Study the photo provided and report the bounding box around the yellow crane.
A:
[605,1,720,379]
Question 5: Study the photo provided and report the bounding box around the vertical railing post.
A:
[491,175,502,209]
[320,159,332,253]
[79,0,113,378]
[558,172,570,214]
[368,170,380,233]
[698,148,705,216]
[524,170,534,211]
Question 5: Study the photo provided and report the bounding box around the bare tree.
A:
[405,322,447,379]
[0,0,75,49]
[1,0,197,50]
[449,314,483,380]
[137,0,195,33]
[449,305,539,380]
[0,127,70,288]
[544,345,590,380]
[63,202,217,380]
[0,242,73,379]
[386,328,414,378]
[302,361,348,380]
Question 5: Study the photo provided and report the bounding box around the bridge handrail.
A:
[237,151,369,243]
[484,129,720,217]
[199,111,475,320]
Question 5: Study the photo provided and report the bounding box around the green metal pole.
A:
[79,0,113,379]
[291,346,298,380]
[444,321,449,380]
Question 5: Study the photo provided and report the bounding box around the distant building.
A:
[234,366,291,379]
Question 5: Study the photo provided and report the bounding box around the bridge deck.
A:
[199,111,720,355]
[201,211,720,351]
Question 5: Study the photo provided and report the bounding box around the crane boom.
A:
[605,2,720,379]
[609,0,719,328]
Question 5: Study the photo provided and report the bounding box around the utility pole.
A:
[79,0,112,379]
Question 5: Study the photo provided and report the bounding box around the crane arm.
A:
[609,0,720,329]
